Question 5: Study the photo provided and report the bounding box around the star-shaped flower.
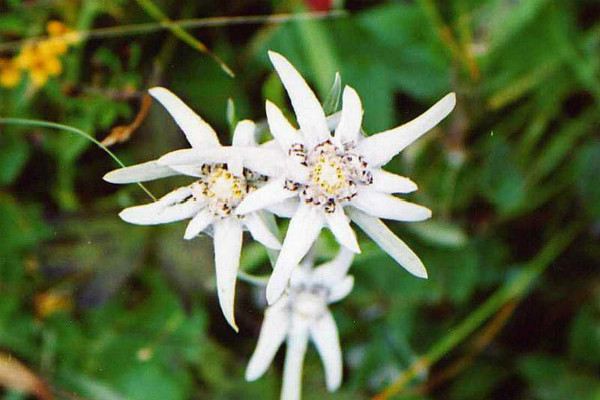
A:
[234,51,456,304]
[103,87,281,331]
[245,249,354,400]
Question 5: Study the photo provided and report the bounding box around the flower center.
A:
[289,285,328,320]
[312,155,346,195]
[286,140,372,213]
[193,164,262,218]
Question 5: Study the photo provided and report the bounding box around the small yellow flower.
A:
[47,20,80,47]
[0,58,22,88]
[15,42,64,88]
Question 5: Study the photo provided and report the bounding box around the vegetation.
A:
[0,0,598,399]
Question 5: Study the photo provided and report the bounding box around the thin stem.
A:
[0,11,346,52]
[0,118,156,201]
[134,0,234,77]
[373,220,584,400]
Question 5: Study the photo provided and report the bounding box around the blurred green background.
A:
[1,0,599,399]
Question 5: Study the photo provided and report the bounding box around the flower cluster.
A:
[0,21,79,89]
[104,51,455,398]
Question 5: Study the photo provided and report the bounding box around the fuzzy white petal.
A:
[183,209,214,240]
[370,169,418,194]
[241,148,289,177]
[232,119,257,146]
[328,276,354,303]
[310,311,343,392]
[266,198,299,218]
[326,111,342,132]
[268,51,330,147]
[351,191,431,222]
[245,298,290,381]
[149,87,220,148]
[103,161,178,184]
[358,93,456,166]
[158,147,285,177]
[325,207,360,253]
[266,100,302,151]
[119,186,202,225]
[348,208,428,278]
[244,212,281,250]
[213,218,243,332]
[235,178,297,215]
[158,148,232,166]
[334,86,363,145]
[266,204,324,304]
[281,320,310,400]
[313,248,355,287]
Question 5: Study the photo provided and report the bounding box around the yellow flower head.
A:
[15,42,63,88]
[0,58,22,88]
[47,20,80,48]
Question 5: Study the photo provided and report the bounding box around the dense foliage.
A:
[0,0,599,399]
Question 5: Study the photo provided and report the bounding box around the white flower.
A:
[234,51,456,304]
[103,87,281,332]
[245,249,355,400]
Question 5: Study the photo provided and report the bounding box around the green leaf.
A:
[574,141,600,218]
[569,301,600,365]
[518,354,600,400]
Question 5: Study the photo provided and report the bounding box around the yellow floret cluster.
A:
[0,21,79,89]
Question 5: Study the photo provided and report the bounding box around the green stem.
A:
[0,118,156,201]
[135,0,235,77]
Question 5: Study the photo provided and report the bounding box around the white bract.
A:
[103,87,281,332]
[234,51,456,304]
[245,249,354,400]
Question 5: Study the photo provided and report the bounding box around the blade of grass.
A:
[135,0,235,77]
[373,220,584,400]
[0,118,156,201]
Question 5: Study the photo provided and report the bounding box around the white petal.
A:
[235,178,297,215]
[313,248,355,286]
[310,310,343,392]
[103,161,178,184]
[281,320,310,400]
[149,87,220,148]
[268,51,330,147]
[325,207,360,253]
[358,93,456,166]
[183,209,214,239]
[232,119,257,146]
[227,157,244,177]
[240,148,289,177]
[266,204,324,304]
[347,208,428,278]
[334,86,363,145]
[328,276,354,303]
[159,147,285,178]
[370,169,418,193]
[326,111,342,132]
[266,100,302,151]
[230,120,258,175]
[351,191,431,222]
[119,186,202,225]
[244,212,281,250]
[213,218,243,332]
[158,148,232,166]
[266,198,299,218]
[245,298,290,381]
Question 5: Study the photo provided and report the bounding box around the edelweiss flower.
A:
[234,51,456,304]
[104,87,281,331]
[245,249,354,400]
